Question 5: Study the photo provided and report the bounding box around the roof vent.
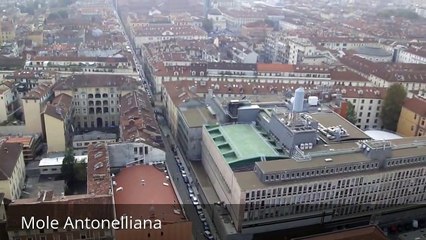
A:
[325,158,333,162]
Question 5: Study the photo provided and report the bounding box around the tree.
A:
[74,161,87,182]
[61,149,76,184]
[381,84,406,131]
[345,101,357,124]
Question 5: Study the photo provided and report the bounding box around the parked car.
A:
[204,230,214,239]
[202,221,210,231]
[183,175,189,183]
[188,187,194,194]
[192,196,199,205]
[199,213,206,222]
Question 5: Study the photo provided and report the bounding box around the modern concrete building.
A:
[73,130,116,155]
[177,103,218,161]
[200,104,426,239]
[38,155,88,175]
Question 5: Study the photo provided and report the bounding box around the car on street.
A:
[204,230,214,240]
[182,175,189,183]
[192,196,199,205]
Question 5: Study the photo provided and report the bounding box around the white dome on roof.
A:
[364,130,402,140]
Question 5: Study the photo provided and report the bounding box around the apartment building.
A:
[132,24,208,46]
[110,89,166,166]
[287,38,318,64]
[42,93,74,153]
[53,74,138,130]
[341,88,386,130]
[310,37,378,51]
[207,9,227,31]
[0,20,15,43]
[73,130,116,155]
[0,141,25,201]
[25,56,134,74]
[264,34,337,65]
[4,70,56,98]
[241,21,273,42]
[340,55,426,91]
[397,96,426,137]
[219,8,266,31]
[398,47,426,64]
[201,106,426,239]
[0,80,19,123]
[22,82,53,135]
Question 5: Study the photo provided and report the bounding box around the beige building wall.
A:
[27,32,43,46]
[0,151,25,200]
[397,107,423,137]
[23,98,43,134]
[44,114,66,153]
[0,92,9,122]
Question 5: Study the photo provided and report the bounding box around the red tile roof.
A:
[87,143,112,195]
[114,165,187,223]
[119,90,163,148]
[403,96,426,117]
[42,93,73,121]
[22,82,53,99]
[0,142,23,181]
[257,63,294,72]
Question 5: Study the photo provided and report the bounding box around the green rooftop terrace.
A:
[206,124,285,167]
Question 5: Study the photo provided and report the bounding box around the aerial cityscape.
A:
[0,0,425,239]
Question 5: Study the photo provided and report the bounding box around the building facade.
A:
[397,96,426,137]
[0,141,25,201]
[200,108,426,239]
[53,74,138,130]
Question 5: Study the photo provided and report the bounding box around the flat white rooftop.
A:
[39,155,88,167]
[364,130,402,140]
